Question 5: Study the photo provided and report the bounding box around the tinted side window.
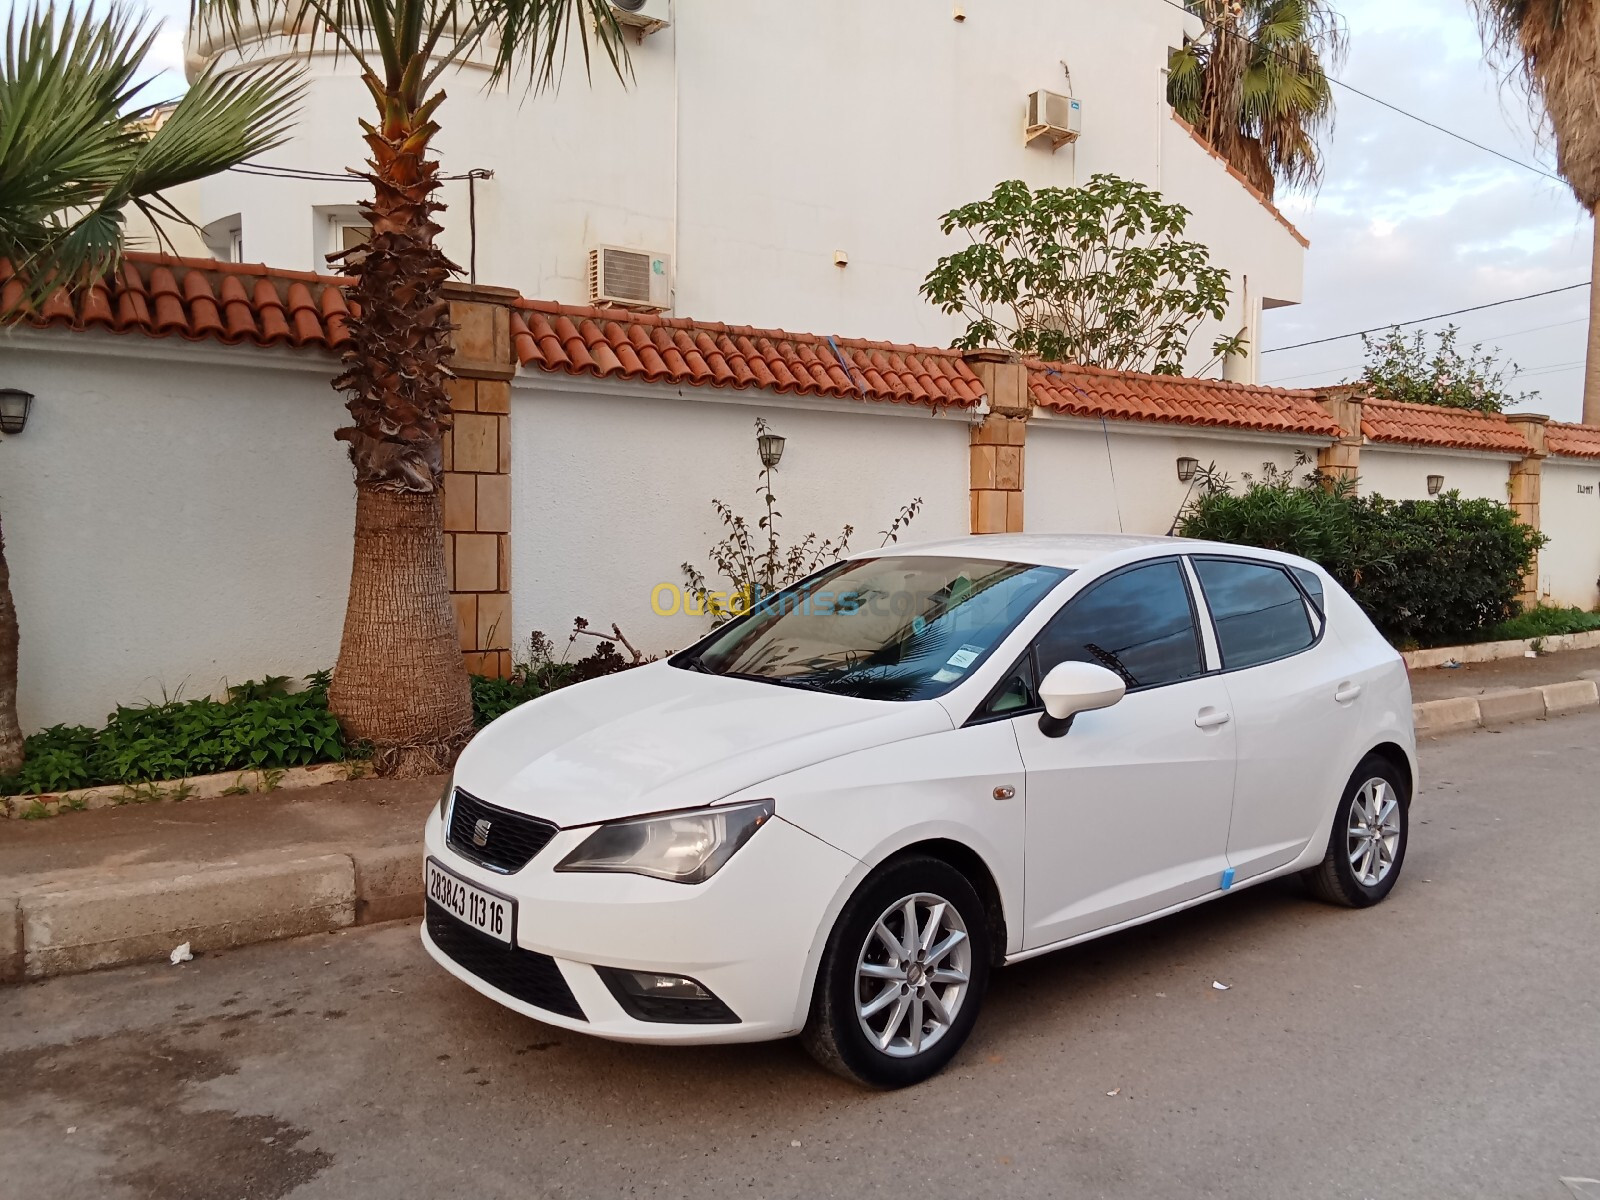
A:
[1290,566,1325,617]
[1195,559,1315,669]
[1035,560,1204,689]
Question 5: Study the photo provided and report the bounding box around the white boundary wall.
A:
[508,376,972,659]
[0,331,354,729]
[1542,458,1600,609]
[5,325,1600,733]
[1026,417,1329,537]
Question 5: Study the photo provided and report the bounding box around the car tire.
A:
[801,854,991,1089]
[1301,754,1410,908]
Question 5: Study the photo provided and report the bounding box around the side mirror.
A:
[1037,661,1126,738]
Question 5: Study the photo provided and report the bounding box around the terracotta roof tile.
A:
[1546,420,1600,460]
[1028,360,1340,437]
[1171,114,1310,249]
[1360,396,1530,454]
[510,300,984,408]
[0,252,353,352]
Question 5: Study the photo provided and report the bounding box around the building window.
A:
[202,215,243,263]
[312,206,372,269]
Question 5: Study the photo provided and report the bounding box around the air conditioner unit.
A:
[589,245,672,311]
[607,0,670,35]
[1026,89,1082,151]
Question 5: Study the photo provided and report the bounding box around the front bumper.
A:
[420,804,859,1045]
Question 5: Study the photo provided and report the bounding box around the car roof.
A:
[847,533,1306,572]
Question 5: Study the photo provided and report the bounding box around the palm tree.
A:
[1470,1,1600,424]
[189,0,629,776]
[0,2,299,773]
[1168,0,1347,200]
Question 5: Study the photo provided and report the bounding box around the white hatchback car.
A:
[422,534,1416,1087]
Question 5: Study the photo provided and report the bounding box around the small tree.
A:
[1357,324,1533,414]
[920,175,1240,375]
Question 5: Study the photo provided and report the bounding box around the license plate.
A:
[426,858,515,945]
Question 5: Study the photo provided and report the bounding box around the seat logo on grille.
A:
[471,818,493,847]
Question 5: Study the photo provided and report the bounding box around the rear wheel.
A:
[1302,755,1409,908]
[802,855,991,1088]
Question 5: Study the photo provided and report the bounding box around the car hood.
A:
[452,661,953,827]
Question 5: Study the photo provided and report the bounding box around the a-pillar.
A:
[442,281,519,678]
[964,350,1029,534]
[1314,384,1364,484]
[1505,412,1549,605]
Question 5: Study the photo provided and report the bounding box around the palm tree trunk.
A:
[1585,219,1600,425]
[328,81,474,776]
[0,513,23,774]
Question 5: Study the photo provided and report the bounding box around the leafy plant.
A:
[1178,464,1546,647]
[1356,325,1534,414]
[470,625,645,728]
[682,420,923,625]
[1483,605,1600,642]
[921,175,1237,374]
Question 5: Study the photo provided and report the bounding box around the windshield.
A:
[675,556,1070,701]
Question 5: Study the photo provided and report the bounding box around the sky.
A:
[11,0,1594,420]
[1261,0,1592,420]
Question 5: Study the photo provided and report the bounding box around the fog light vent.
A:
[597,968,740,1024]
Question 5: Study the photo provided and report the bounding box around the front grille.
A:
[425,901,585,1020]
[446,789,558,873]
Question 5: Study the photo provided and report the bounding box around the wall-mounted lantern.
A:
[0,388,33,435]
[1176,456,1199,483]
[1426,474,1444,496]
[757,430,786,470]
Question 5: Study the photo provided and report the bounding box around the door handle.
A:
[1335,682,1363,703]
[1195,708,1231,729]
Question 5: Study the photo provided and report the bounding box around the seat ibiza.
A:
[422,534,1415,1087]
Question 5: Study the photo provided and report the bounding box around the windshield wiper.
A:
[677,654,717,674]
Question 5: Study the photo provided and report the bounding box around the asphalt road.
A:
[6,715,1600,1200]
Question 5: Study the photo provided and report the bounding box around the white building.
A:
[177,0,1306,381]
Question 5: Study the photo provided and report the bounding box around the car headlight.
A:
[554,799,774,884]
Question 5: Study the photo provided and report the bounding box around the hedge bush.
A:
[1177,465,1546,647]
[0,632,643,796]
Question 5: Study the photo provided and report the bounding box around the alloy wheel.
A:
[854,892,972,1058]
[1346,777,1401,888]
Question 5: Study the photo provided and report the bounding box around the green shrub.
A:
[0,674,345,795]
[1177,462,1546,648]
[1483,605,1600,643]
[471,630,639,728]
[1,631,647,796]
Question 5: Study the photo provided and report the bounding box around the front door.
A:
[1012,559,1237,949]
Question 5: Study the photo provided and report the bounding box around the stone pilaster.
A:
[442,282,519,678]
[964,350,1029,534]
[1505,412,1549,605]
[1314,384,1364,484]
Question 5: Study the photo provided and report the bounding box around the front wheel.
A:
[1302,755,1410,908]
[801,855,992,1088]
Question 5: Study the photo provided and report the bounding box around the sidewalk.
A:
[1,775,440,983]
[5,644,1599,985]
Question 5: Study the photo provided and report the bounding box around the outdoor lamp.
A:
[0,388,33,435]
[1427,474,1444,496]
[757,430,786,469]
[1176,456,1199,483]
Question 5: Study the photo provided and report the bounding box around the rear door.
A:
[1189,556,1358,879]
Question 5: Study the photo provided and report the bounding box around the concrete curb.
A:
[1,844,417,984]
[3,761,371,820]
[1404,629,1600,670]
[1412,678,1600,738]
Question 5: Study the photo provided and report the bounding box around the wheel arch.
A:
[1363,740,1416,802]
[878,838,1009,968]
